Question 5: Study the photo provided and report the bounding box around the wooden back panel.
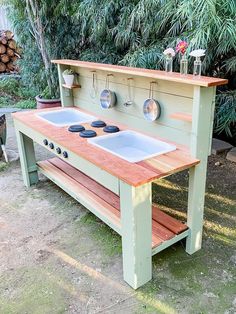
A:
[55,60,226,150]
[59,66,193,146]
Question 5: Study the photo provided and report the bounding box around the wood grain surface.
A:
[52,59,228,87]
[13,107,199,186]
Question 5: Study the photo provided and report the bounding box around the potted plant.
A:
[35,86,61,110]
[62,69,76,87]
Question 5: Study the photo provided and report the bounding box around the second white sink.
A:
[88,130,176,163]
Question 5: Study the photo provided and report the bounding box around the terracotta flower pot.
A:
[35,95,61,110]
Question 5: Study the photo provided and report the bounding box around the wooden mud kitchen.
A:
[13,60,227,289]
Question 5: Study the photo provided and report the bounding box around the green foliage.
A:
[0,77,35,108]
[8,0,236,136]
[215,91,236,137]
[0,78,21,97]
[62,69,75,75]
[15,99,36,109]
[0,95,15,108]
[39,86,53,99]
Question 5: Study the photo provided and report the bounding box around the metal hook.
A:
[90,71,97,99]
[124,78,134,107]
[105,74,113,89]
[149,81,157,99]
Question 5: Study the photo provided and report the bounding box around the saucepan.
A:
[100,74,117,109]
[143,81,161,121]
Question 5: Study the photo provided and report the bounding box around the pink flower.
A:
[176,41,188,55]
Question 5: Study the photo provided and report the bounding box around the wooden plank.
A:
[62,84,81,89]
[47,158,174,248]
[38,158,187,251]
[152,205,187,234]
[170,112,192,122]
[49,157,120,210]
[138,149,199,177]
[72,67,194,98]
[152,220,175,241]
[37,159,121,233]
[13,108,199,186]
[52,60,228,87]
[152,229,189,255]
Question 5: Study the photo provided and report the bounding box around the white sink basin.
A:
[36,108,95,126]
[88,130,176,163]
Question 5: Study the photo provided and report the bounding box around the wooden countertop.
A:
[13,107,199,186]
[52,59,228,87]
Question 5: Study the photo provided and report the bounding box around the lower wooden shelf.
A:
[37,157,189,255]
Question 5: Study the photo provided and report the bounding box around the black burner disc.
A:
[103,125,120,133]
[68,125,85,132]
[91,120,107,128]
[79,130,97,138]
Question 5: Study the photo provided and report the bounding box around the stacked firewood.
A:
[0,30,21,73]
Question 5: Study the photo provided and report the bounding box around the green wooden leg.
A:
[16,130,38,187]
[186,86,215,255]
[120,181,152,289]
[186,161,208,255]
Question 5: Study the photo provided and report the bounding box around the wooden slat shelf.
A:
[37,157,188,252]
[62,83,81,89]
[170,112,192,122]
[52,59,228,87]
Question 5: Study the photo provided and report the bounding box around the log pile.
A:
[0,30,21,73]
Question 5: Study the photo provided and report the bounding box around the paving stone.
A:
[226,147,236,163]
[0,108,22,114]
[211,138,233,155]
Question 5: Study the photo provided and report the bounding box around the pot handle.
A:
[149,81,157,99]
[105,74,114,89]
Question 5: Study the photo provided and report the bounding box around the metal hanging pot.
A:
[143,81,161,121]
[100,74,117,109]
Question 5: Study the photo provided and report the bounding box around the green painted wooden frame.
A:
[14,60,220,289]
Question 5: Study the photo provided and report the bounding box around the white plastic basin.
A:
[88,130,176,163]
[36,108,95,126]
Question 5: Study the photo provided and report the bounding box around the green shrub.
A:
[0,78,20,97]
[0,95,15,108]
[0,77,35,108]
[215,91,236,137]
[15,100,36,109]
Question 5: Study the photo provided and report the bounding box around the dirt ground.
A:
[0,113,235,314]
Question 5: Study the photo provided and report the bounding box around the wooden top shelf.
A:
[13,107,199,187]
[52,59,228,87]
